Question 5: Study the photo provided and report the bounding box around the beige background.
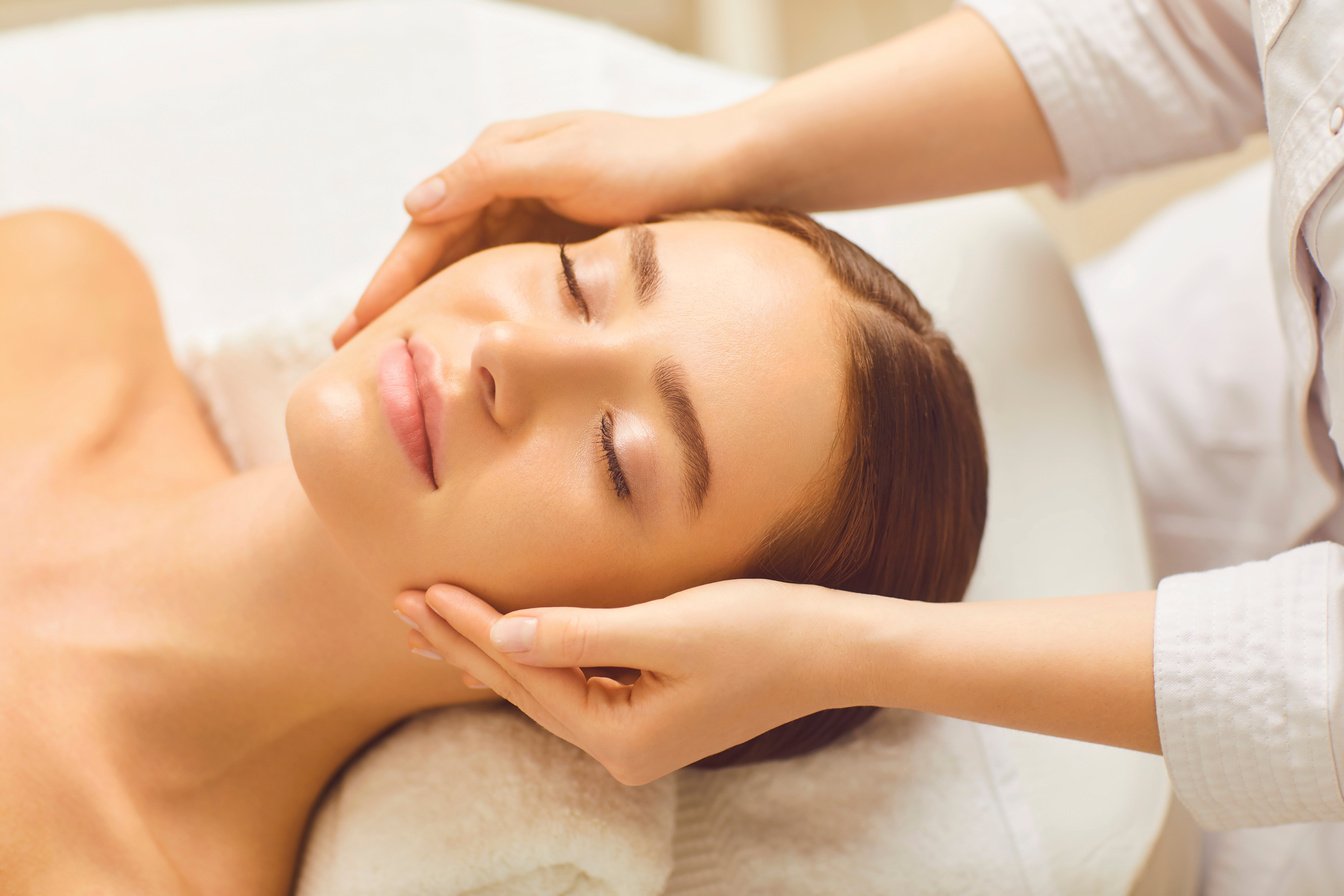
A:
[0,0,1268,262]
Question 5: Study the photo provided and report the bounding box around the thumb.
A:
[489,604,673,670]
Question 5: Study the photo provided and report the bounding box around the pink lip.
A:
[376,339,437,488]
[407,334,447,486]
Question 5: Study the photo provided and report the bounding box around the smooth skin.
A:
[299,219,852,608]
[351,7,1162,785]
[0,210,857,893]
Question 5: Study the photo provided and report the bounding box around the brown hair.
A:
[666,208,989,769]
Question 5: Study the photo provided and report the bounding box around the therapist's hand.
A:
[392,579,881,784]
[333,110,747,348]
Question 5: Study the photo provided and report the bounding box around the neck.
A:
[104,463,479,894]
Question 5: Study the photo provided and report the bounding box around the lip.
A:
[376,338,438,488]
[407,334,447,486]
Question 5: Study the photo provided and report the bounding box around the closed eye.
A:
[558,244,590,321]
[598,411,631,501]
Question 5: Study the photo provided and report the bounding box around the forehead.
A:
[632,219,845,386]
[632,219,852,532]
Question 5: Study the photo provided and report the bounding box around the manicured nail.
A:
[491,617,537,653]
[404,177,446,215]
[331,313,358,346]
[392,609,420,633]
[411,647,443,661]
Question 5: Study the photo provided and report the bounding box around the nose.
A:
[470,320,626,430]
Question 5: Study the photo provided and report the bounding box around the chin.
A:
[286,366,417,591]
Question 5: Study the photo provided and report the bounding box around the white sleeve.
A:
[1154,543,1344,829]
[958,0,1265,196]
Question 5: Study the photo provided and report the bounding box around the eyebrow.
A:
[627,224,662,307]
[620,226,711,514]
[651,357,711,515]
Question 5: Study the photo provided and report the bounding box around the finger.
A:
[394,591,597,744]
[404,590,689,783]
[401,602,581,741]
[405,588,660,727]
[424,584,676,670]
[480,112,578,145]
[583,666,642,686]
[408,115,566,222]
[405,629,444,662]
[336,217,479,348]
[405,140,579,224]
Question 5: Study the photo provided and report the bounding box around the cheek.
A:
[286,361,429,591]
[414,449,633,607]
[288,368,726,606]
[287,363,379,521]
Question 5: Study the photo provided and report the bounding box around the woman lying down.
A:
[0,205,987,895]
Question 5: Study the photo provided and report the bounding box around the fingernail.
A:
[331,313,358,346]
[404,177,446,215]
[491,617,537,653]
[392,609,420,633]
[411,647,443,661]
[463,675,488,689]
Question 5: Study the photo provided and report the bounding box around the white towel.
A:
[296,706,676,896]
[293,704,1053,896]
[665,712,1052,895]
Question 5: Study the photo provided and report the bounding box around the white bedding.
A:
[0,1,1183,892]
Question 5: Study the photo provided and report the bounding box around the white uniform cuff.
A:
[1155,543,1344,829]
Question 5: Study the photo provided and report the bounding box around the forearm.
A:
[847,590,1159,753]
[712,8,1062,211]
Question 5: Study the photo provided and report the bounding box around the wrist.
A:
[715,80,839,211]
[818,590,932,711]
[690,101,786,209]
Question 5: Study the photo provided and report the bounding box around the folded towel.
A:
[668,711,1054,895]
[292,705,1053,896]
[296,706,677,896]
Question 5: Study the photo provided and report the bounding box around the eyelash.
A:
[559,245,625,500]
[558,244,590,321]
[597,411,631,501]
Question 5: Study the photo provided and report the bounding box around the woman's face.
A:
[288,219,849,610]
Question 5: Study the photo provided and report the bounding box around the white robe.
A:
[961,0,1344,889]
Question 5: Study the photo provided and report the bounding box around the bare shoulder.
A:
[0,209,173,370]
[0,209,228,476]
